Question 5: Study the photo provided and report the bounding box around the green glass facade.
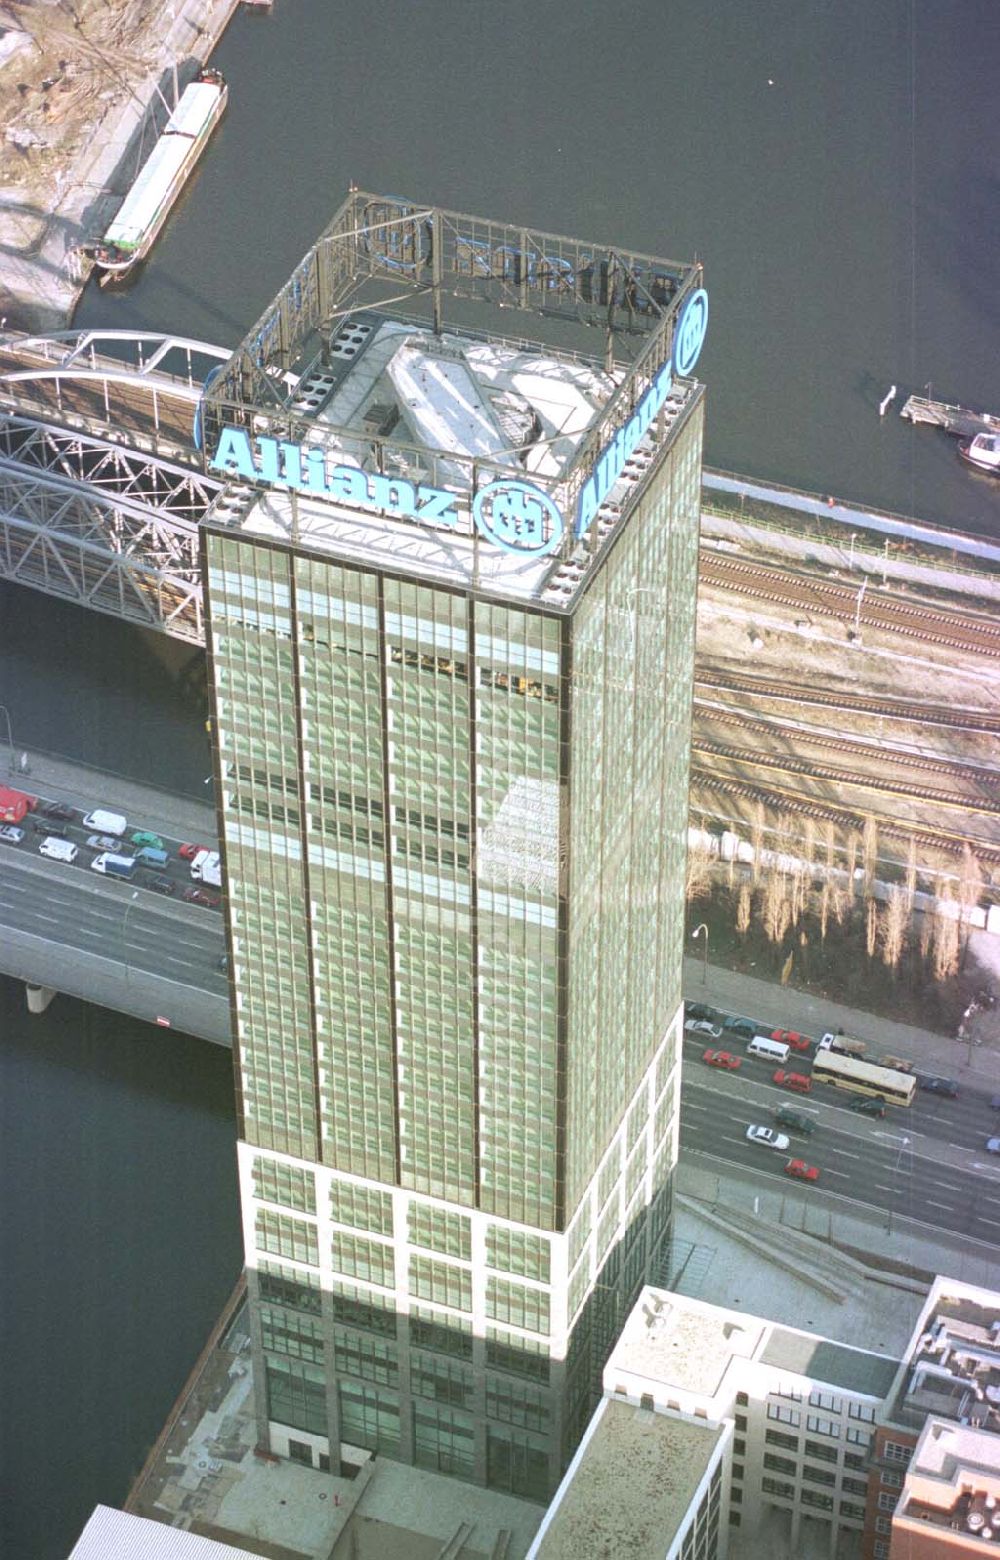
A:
[207,394,703,1497]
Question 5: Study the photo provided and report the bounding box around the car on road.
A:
[183,886,220,908]
[31,816,66,837]
[39,836,78,864]
[130,830,166,851]
[986,1137,1000,1156]
[83,808,127,837]
[746,1125,791,1152]
[992,1096,1000,1111]
[685,1018,723,1038]
[848,1095,886,1118]
[217,952,229,972]
[179,842,210,860]
[685,1003,718,1023]
[774,1106,815,1136]
[0,824,24,844]
[917,1076,959,1098]
[723,1018,756,1040]
[784,1158,819,1182]
[40,800,75,822]
[142,873,175,896]
[770,1029,812,1052]
[703,1049,742,1071]
[86,833,123,851]
[773,1069,812,1094]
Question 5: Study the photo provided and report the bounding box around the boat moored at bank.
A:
[86,68,227,284]
[958,431,1000,477]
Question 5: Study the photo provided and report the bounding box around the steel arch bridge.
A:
[0,329,236,643]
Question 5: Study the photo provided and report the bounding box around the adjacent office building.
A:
[200,192,707,1496]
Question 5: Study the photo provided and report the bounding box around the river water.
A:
[6,2,999,1554]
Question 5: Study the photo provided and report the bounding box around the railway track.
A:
[694,667,1000,733]
[699,554,1000,658]
[690,769,1000,865]
[692,738,1000,817]
[694,704,1000,790]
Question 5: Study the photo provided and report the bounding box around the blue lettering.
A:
[255,436,280,484]
[328,464,370,504]
[369,474,417,517]
[209,426,257,481]
[416,487,460,527]
[278,441,303,489]
[302,447,328,495]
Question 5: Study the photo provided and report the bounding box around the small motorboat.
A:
[958,431,1000,476]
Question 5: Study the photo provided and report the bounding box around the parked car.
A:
[217,952,229,972]
[784,1159,819,1182]
[142,873,175,896]
[685,1003,718,1023]
[991,1096,1000,1111]
[746,1125,791,1152]
[0,824,24,844]
[179,842,210,860]
[986,1138,1000,1155]
[770,1029,812,1053]
[86,833,124,852]
[774,1106,815,1136]
[685,1018,723,1038]
[130,830,166,851]
[723,1018,756,1040]
[39,836,78,864]
[773,1070,812,1094]
[917,1076,959,1098]
[183,886,220,908]
[848,1095,886,1118]
[703,1049,742,1071]
[40,800,75,822]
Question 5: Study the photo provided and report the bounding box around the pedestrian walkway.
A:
[684,955,1000,1092]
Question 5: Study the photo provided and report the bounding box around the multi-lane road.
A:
[679,1027,1000,1246]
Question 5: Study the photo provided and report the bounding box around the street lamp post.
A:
[122,889,140,983]
[887,1135,911,1235]
[692,923,709,986]
[852,575,868,639]
[0,704,14,775]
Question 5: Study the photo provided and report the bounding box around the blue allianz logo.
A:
[473,480,564,556]
[673,287,708,378]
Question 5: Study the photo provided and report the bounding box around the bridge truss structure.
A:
[0,330,231,641]
[0,412,219,642]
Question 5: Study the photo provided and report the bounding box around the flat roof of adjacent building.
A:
[530,1398,723,1560]
[759,1325,899,1398]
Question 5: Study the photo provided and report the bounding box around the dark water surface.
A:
[6,2,999,1555]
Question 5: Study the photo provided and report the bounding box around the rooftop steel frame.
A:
[200,190,704,526]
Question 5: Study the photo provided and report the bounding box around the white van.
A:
[82,808,127,838]
[747,1035,791,1063]
[39,836,79,864]
[190,848,222,889]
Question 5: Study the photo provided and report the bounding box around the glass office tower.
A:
[201,194,706,1499]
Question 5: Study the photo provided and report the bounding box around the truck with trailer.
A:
[819,1031,867,1057]
[0,785,38,824]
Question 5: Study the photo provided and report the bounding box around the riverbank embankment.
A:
[0,0,240,331]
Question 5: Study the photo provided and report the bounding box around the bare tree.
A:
[904,835,918,913]
[735,880,752,937]
[844,827,860,908]
[750,802,765,886]
[762,870,790,945]
[865,897,878,959]
[879,886,909,974]
[686,827,713,902]
[932,882,961,983]
[957,844,984,967]
[819,823,836,943]
[861,815,878,900]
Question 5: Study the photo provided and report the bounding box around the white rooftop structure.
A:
[67,1507,257,1560]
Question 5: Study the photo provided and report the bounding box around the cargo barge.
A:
[87,68,227,284]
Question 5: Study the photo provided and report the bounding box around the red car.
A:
[703,1049,742,1071]
[784,1158,819,1181]
[773,1069,812,1094]
[771,1029,812,1052]
[183,886,220,908]
[179,842,210,860]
